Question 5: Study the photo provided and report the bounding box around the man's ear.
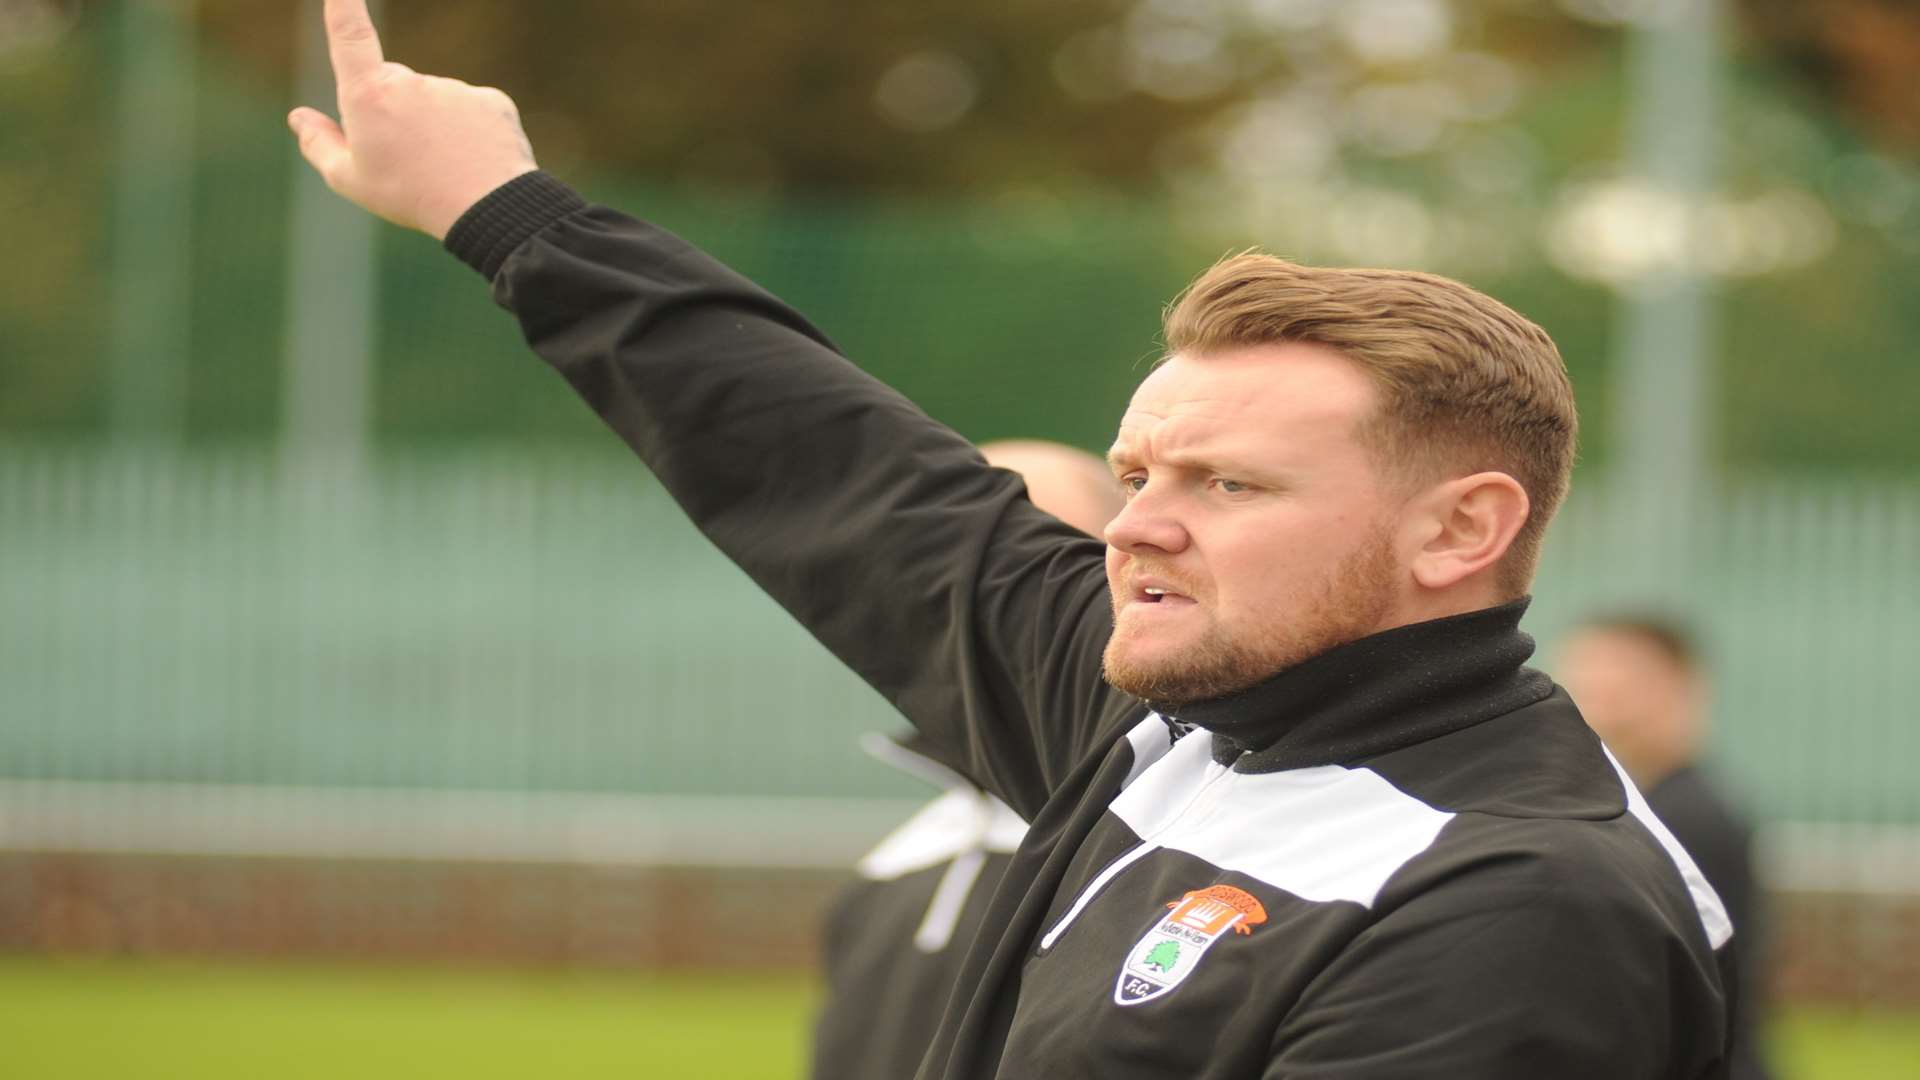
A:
[1406,472,1530,591]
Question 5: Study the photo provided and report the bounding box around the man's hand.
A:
[287,0,538,240]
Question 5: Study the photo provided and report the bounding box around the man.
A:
[813,441,1123,1080]
[1559,617,1775,1080]
[287,3,1735,1075]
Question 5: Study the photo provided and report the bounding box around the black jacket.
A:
[446,172,1735,1079]
[813,736,1027,1080]
[1647,767,1772,1080]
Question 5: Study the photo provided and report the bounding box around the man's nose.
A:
[1103,488,1189,554]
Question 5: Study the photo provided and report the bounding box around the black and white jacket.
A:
[448,173,1736,1080]
[813,735,1028,1080]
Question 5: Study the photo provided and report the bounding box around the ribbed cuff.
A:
[444,170,589,281]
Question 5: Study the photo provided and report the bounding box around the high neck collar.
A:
[1154,599,1553,772]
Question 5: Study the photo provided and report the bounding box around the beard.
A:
[1101,524,1400,707]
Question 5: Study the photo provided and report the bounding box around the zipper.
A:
[1039,841,1158,950]
[1038,757,1237,952]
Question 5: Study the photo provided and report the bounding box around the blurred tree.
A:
[188,0,1628,197]
[1737,0,1920,151]
[0,6,111,435]
[2,0,1913,468]
[135,1,1920,204]
[195,0,1215,195]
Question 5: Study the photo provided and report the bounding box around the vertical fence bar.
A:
[281,0,379,479]
[108,0,196,447]
[1611,0,1723,589]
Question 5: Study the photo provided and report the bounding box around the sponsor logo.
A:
[1114,885,1268,1006]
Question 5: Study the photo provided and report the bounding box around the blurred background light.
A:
[1698,186,1838,277]
[1545,177,1839,283]
[1342,80,1458,156]
[1826,152,1919,228]
[1322,184,1436,265]
[1238,0,1336,33]
[0,0,73,63]
[1333,0,1454,64]
[1546,178,1699,282]
[1437,51,1520,121]
[1558,0,1674,28]
[1123,1,1235,102]
[873,49,979,133]
[1216,93,1341,181]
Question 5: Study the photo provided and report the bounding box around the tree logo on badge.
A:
[1115,885,1268,1007]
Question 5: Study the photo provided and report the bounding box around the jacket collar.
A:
[1153,599,1554,772]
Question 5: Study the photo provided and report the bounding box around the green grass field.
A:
[1,957,1915,1079]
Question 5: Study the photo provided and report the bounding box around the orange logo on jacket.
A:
[1166,884,1268,936]
[1117,884,1269,1005]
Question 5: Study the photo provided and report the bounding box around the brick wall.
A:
[4,852,1916,1004]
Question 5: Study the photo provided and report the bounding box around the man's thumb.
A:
[288,107,353,192]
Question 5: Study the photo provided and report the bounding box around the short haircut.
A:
[1571,614,1702,675]
[1162,252,1578,596]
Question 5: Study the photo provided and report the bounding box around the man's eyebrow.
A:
[1109,427,1276,474]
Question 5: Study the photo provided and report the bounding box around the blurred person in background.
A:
[812,440,1123,1080]
[1559,616,1775,1080]
[286,2,1739,1075]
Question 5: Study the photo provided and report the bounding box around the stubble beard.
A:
[1101,527,1401,707]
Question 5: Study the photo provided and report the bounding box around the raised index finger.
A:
[324,0,385,87]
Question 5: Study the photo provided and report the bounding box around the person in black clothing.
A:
[287,5,1737,1075]
[1559,616,1775,1080]
[813,441,1123,1080]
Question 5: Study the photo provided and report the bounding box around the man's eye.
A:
[1120,475,1147,495]
[1215,478,1249,494]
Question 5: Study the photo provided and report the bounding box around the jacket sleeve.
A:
[1265,841,1731,1080]
[443,172,1130,819]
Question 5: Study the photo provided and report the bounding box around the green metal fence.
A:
[2,446,1915,829]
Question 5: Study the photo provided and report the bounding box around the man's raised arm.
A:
[288,0,537,239]
[284,0,1133,817]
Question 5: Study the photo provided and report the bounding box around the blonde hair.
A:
[1162,252,1578,595]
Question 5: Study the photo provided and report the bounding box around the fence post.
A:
[108,0,196,447]
[280,0,379,480]
[1609,0,1723,597]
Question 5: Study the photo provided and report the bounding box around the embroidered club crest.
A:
[1115,885,1268,1006]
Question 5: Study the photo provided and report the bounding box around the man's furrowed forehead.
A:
[1108,346,1379,471]
[1108,409,1266,472]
